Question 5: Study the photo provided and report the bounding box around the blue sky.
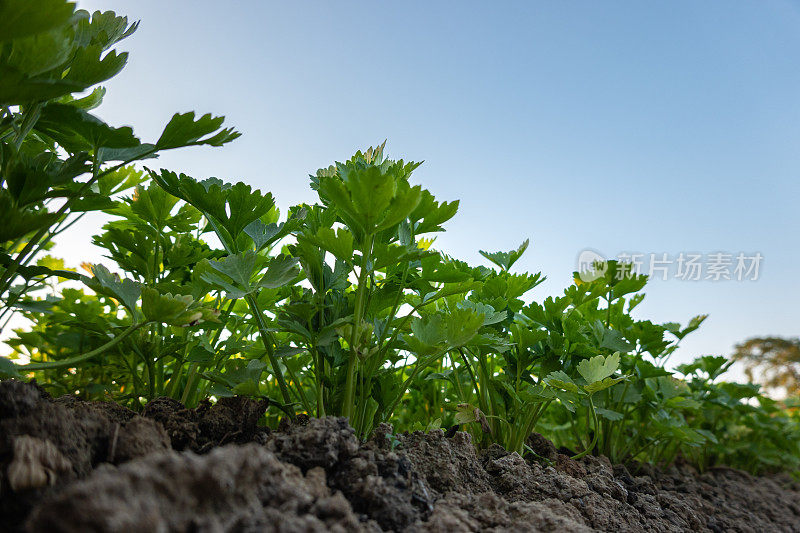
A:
[67,0,800,372]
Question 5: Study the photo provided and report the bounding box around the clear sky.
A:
[61,0,799,373]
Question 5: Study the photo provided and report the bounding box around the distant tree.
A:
[732,337,800,396]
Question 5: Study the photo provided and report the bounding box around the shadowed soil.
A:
[2,380,799,532]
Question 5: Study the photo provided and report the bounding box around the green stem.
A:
[309,256,327,418]
[12,103,42,151]
[571,396,599,460]
[474,350,495,428]
[374,291,457,365]
[244,293,294,415]
[166,329,189,399]
[343,232,374,420]
[376,261,411,349]
[451,352,467,400]
[145,355,156,400]
[180,364,200,405]
[179,297,238,404]
[627,437,662,462]
[458,348,482,409]
[283,360,312,413]
[167,358,184,399]
[513,400,552,454]
[312,345,326,417]
[384,352,442,422]
[21,322,148,371]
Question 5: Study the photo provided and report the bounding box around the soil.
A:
[1,380,799,532]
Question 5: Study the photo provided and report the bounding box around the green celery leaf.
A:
[0,252,87,283]
[89,264,140,313]
[73,9,137,49]
[695,428,719,445]
[479,239,529,271]
[4,24,74,76]
[404,314,446,356]
[156,112,240,150]
[0,0,75,42]
[208,251,257,287]
[244,220,285,251]
[577,352,621,384]
[141,287,191,324]
[454,403,480,425]
[148,170,272,244]
[97,144,157,164]
[68,191,116,211]
[444,308,484,349]
[303,226,354,263]
[596,407,624,421]
[34,103,140,153]
[200,272,248,300]
[0,196,60,241]
[129,184,180,231]
[583,375,629,394]
[344,165,396,228]
[0,357,22,379]
[544,370,581,393]
[457,300,507,326]
[224,182,277,239]
[375,182,422,231]
[141,287,218,326]
[59,86,105,110]
[521,383,557,403]
[0,71,84,104]
[257,255,301,289]
[409,189,459,234]
[187,344,215,364]
[62,45,128,87]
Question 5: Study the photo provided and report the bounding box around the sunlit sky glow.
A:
[52,0,800,375]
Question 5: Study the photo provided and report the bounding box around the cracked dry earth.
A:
[1,380,799,532]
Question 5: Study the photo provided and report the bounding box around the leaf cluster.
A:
[2,0,799,478]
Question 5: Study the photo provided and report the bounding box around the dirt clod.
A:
[141,395,270,452]
[266,416,427,530]
[7,436,72,492]
[109,416,170,464]
[1,380,798,533]
[26,444,367,533]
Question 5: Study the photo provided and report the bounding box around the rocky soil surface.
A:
[2,379,799,532]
